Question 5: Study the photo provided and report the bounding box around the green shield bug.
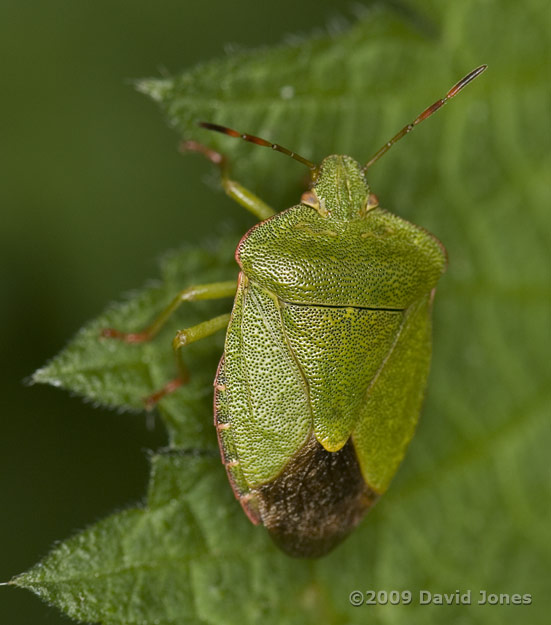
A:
[103,65,486,557]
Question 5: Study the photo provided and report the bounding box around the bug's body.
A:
[214,155,446,557]
[103,66,485,559]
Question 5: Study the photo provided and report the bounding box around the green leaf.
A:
[16,1,550,624]
[31,235,239,447]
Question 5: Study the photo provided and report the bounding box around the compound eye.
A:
[365,193,379,211]
[300,189,320,210]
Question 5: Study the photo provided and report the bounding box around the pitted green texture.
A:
[222,274,435,492]
[214,356,252,498]
[352,294,433,493]
[313,155,369,220]
[225,190,446,492]
[238,205,446,309]
[223,277,312,488]
[281,303,403,452]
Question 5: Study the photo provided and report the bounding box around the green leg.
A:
[172,313,232,350]
[143,313,232,409]
[101,280,237,343]
[101,280,237,409]
[181,140,276,221]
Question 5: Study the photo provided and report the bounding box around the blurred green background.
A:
[1,1,548,624]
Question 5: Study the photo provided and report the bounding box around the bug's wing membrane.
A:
[352,292,434,493]
[280,303,403,452]
[223,276,312,488]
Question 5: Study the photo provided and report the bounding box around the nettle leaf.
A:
[32,235,239,448]
[137,6,441,209]
[12,454,310,625]
[15,1,550,624]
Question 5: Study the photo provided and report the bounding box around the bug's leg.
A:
[101,280,237,343]
[143,313,231,409]
[181,140,276,221]
[171,313,233,351]
[143,375,187,411]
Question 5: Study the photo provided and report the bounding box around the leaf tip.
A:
[30,365,61,387]
[7,570,32,590]
[135,78,173,103]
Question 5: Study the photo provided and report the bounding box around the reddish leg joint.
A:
[143,376,187,410]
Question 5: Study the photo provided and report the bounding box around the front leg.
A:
[101,280,237,343]
[181,140,276,221]
[100,280,237,408]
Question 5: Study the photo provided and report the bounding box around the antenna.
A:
[362,65,487,172]
[199,122,317,172]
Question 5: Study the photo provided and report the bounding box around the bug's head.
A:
[300,155,378,221]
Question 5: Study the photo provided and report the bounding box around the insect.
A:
[103,65,486,558]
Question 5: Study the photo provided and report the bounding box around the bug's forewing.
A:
[280,303,404,452]
[220,275,312,488]
[352,292,434,493]
[216,275,384,557]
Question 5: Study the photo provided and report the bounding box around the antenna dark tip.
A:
[447,64,487,98]
[198,121,241,138]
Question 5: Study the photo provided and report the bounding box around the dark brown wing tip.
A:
[255,434,379,558]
